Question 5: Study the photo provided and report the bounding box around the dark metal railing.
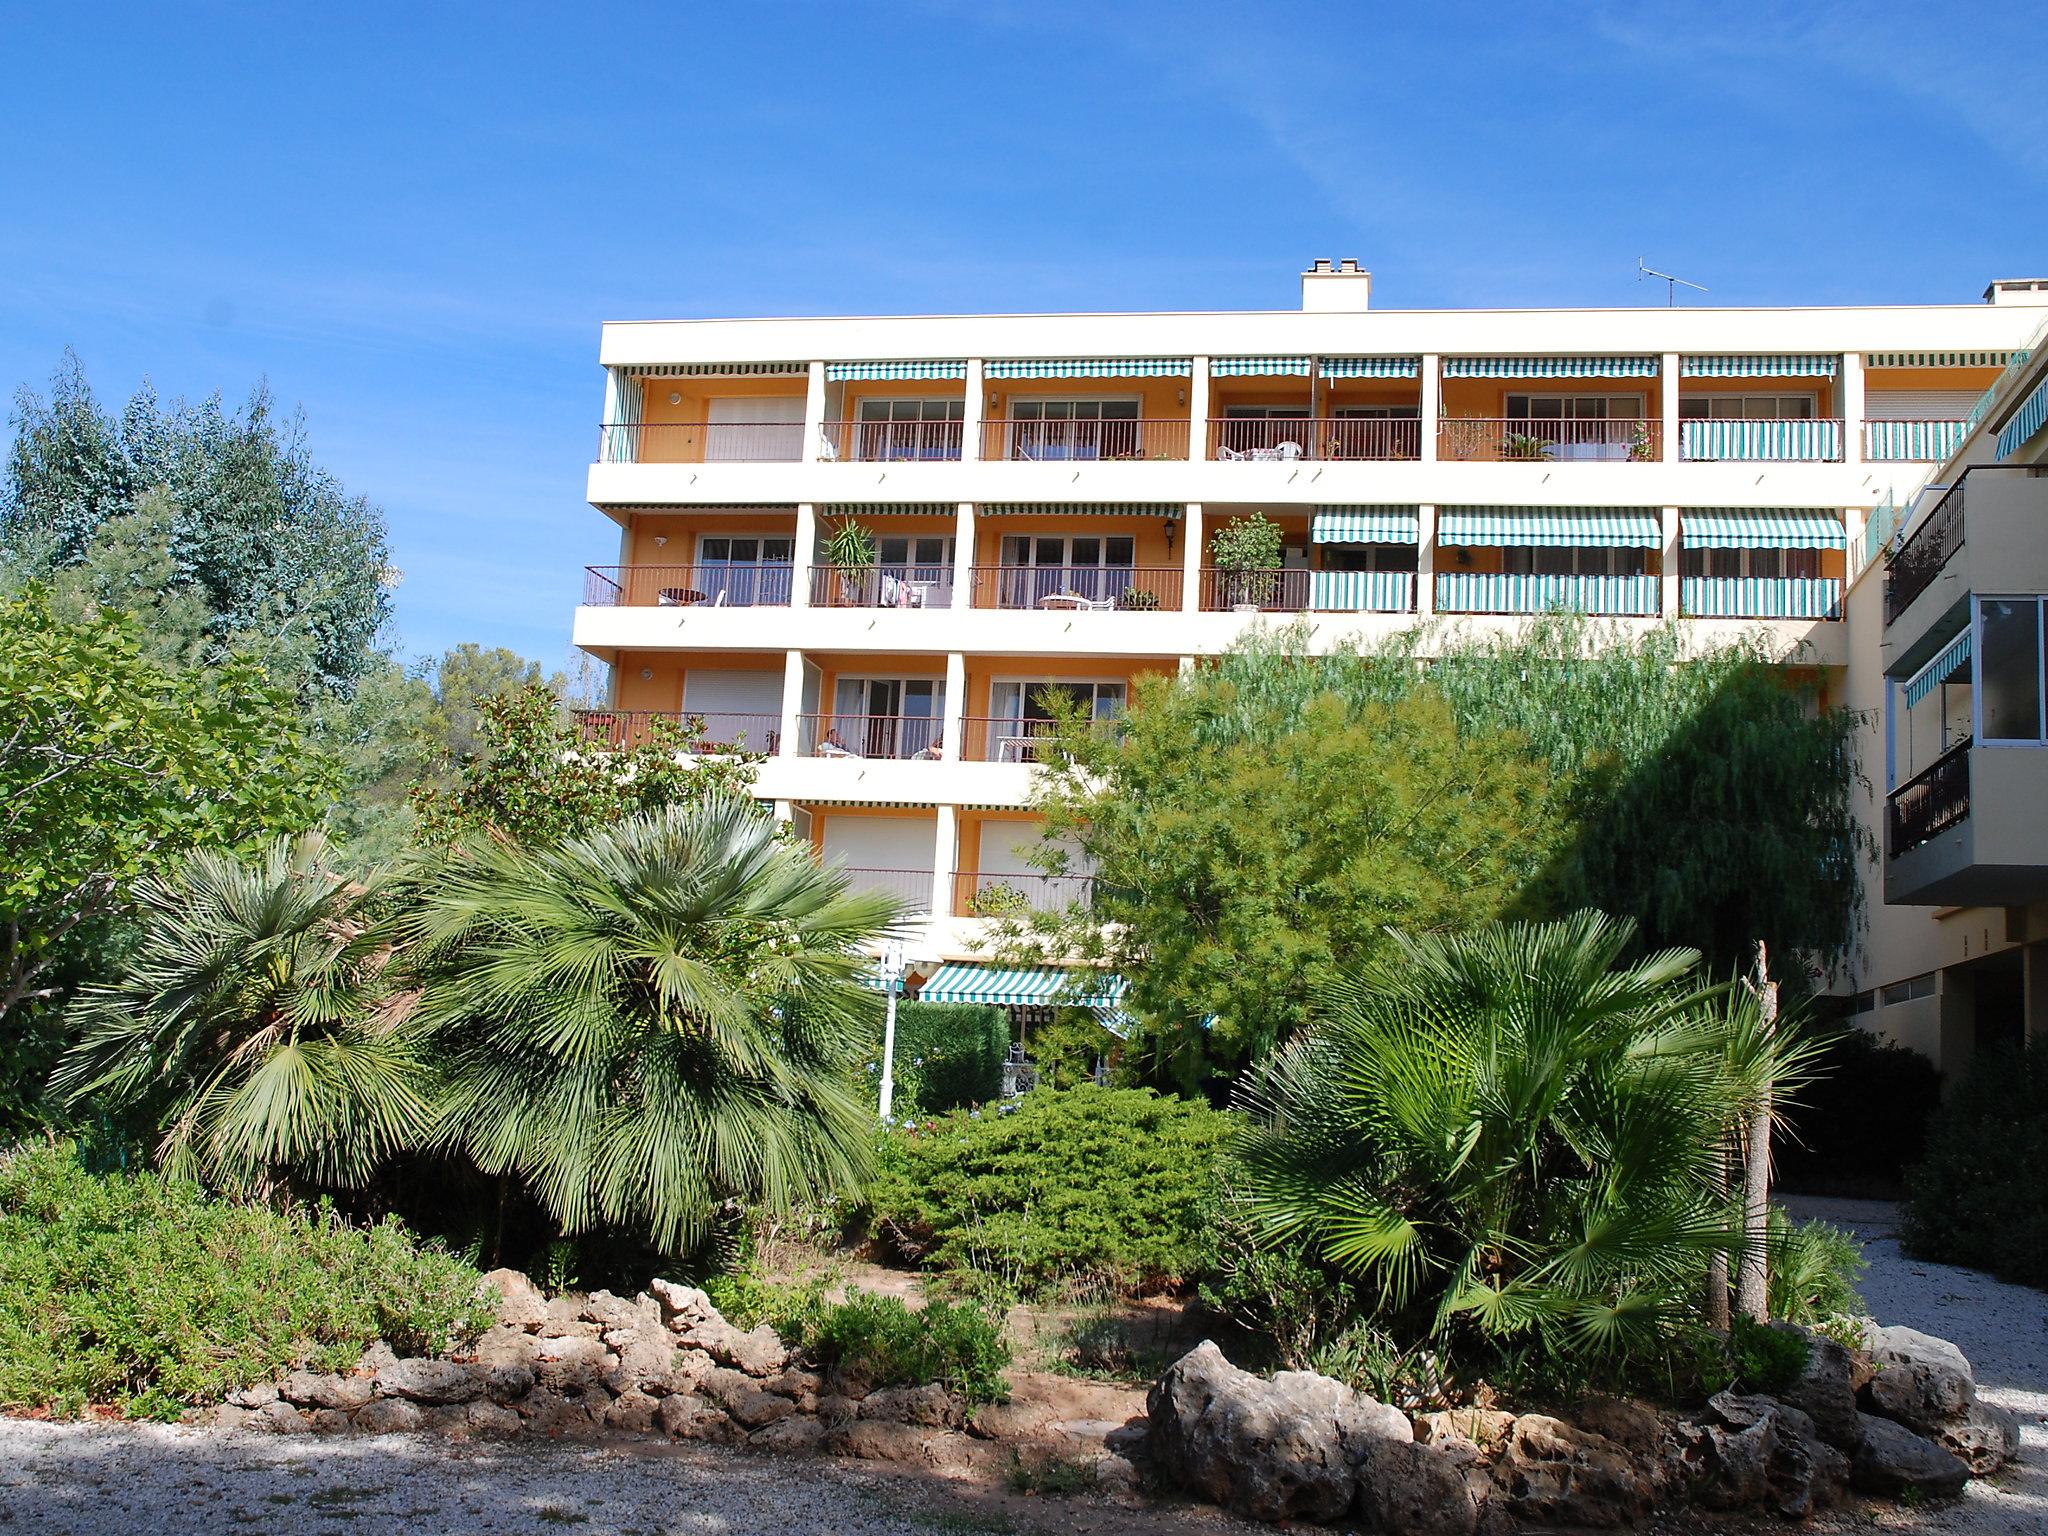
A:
[808,563,956,609]
[797,712,944,760]
[1198,567,1311,611]
[821,418,964,462]
[1887,738,1971,859]
[596,421,804,463]
[570,709,780,754]
[1885,477,1966,625]
[1439,417,1660,463]
[582,564,796,608]
[967,564,1181,611]
[953,870,1095,916]
[983,418,1189,461]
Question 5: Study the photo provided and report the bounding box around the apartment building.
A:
[570,261,2044,1026]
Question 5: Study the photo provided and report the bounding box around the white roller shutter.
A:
[705,396,804,460]
[822,816,932,872]
[1864,390,1978,420]
[682,670,783,743]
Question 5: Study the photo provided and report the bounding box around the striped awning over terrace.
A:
[1681,355,1839,378]
[630,362,808,378]
[1438,507,1662,548]
[824,361,967,381]
[916,964,1128,1010]
[1211,356,1312,376]
[1318,357,1421,379]
[1443,356,1659,379]
[985,358,1191,378]
[1904,630,1973,709]
[1996,376,2048,462]
[1311,506,1420,544]
[1681,510,1846,550]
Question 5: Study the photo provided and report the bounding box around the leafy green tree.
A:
[410,685,759,847]
[401,800,899,1251]
[1026,679,1561,1087]
[52,833,433,1192]
[0,589,335,1040]
[1235,913,1808,1374]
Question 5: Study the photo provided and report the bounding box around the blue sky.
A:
[2,1,2039,666]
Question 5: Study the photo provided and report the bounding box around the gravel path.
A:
[1784,1196,2048,1535]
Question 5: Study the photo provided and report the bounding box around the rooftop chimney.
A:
[1301,258,1371,313]
[1983,278,2048,306]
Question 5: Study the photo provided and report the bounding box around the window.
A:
[1506,394,1642,421]
[1324,544,1418,573]
[992,679,1127,724]
[997,535,1136,606]
[696,535,794,605]
[854,398,963,460]
[1980,596,2046,744]
[1007,399,1140,460]
[1680,547,1821,580]
[1217,405,1310,456]
[826,676,946,758]
[1879,973,1936,1007]
[1679,395,1817,420]
[1503,546,1649,578]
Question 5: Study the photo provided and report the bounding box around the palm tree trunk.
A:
[1736,941,1776,1323]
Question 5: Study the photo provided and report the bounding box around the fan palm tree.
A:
[54,832,430,1191]
[1235,911,1796,1365]
[401,798,902,1252]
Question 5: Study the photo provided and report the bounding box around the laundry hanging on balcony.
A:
[915,963,1126,1012]
[1211,356,1312,376]
[1442,357,1659,378]
[1318,357,1421,378]
[1996,376,2048,461]
[1437,507,1661,547]
[824,361,968,381]
[1903,630,1973,708]
[1311,506,1420,544]
[985,358,1191,378]
[1681,510,1846,549]
[1680,354,1839,377]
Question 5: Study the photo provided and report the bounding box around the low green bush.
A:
[1729,1314,1810,1396]
[887,1002,1008,1113]
[867,1086,1235,1298]
[1903,1045,2048,1286]
[1768,1212,1866,1325]
[0,1142,493,1418]
[1777,1027,1942,1196]
[800,1291,1009,1405]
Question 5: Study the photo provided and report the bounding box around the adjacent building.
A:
[569,262,2045,1035]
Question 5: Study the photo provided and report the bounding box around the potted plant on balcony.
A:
[824,520,878,605]
[1211,512,1286,610]
[1500,431,1547,461]
[1116,587,1161,611]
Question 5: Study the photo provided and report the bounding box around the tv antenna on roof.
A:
[1639,258,1707,307]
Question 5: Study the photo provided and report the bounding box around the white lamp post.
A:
[876,939,906,1121]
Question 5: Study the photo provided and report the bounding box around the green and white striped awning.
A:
[1212,356,1312,376]
[1904,630,1973,709]
[1439,507,1662,548]
[978,514,1187,528]
[1444,356,1659,379]
[631,362,807,378]
[1996,376,2048,462]
[1682,510,1846,550]
[820,503,958,517]
[1681,354,1839,378]
[1868,351,2014,370]
[855,968,904,995]
[1319,357,1421,379]
[917,964,1127,1010]
[1312,505,1420,544]
[985,358,1190,378]
[825,361,967,381]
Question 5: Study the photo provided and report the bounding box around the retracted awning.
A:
[1996,376,2048,462]
[825,361,967,381]
[1904,630,1973,708]
[1311,506,1420,544]
[1438,507,1662,548]
[1867,351,2014,369]
[820,503,957,516]
[985,358,1191,378]
[916,964,1126,1010]
[1682,510,1846,550]
[1212,356,1312,376]
[979,502,1183,516]
[1680,354,1839,378]
[1319,357,1420,379]
[632,362,807,378]
[1443,356,1659,379]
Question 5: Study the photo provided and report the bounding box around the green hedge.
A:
[1904,1046,2048,1287]
[0,1143,494,1418]
[867,1086,1235,1298]
[889,1001,1008,1113]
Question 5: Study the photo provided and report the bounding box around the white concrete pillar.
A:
[801,360,828,463]
[932,804,959,921]
[779,649,804,758]
[1661,352,1681,464]
[773,799,794,824]
[1416,504,1438,617]
[952,501,977,610]
[940,651,966,762]
[1419,354,1441,464]
[1181,503,1205,612]
[1842,352,1865,466]
[1189,358,1212,461]
[791,502,817,609]
[1661,506,1682,620]
[961,360,984,463]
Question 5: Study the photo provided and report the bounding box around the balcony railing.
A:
[797,712,944,760]
[839,867,935,913]
[1681,576,1842,620]
[981,419,1189,461]
[570,709,780,754]
[1436,571,1660,617]
[808,564,956,609]
[1206,417,1423,462]
[596,421,804,464]
[1885,477,1966,625]
[820,419,964,463]
[1198,567,1310,611]
[1887,739,1971,859]
[967,565,1181,611]
[1310,569,1417,613]
[953,869,1095,916]
[1678,419,1844,462]
[1438,418,1659,463]
[1864,419,1970,463]
[583,564,795,608]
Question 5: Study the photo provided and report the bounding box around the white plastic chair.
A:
[1275,440,1303,462]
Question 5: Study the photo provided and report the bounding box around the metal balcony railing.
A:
[1681,576,1843,621]
[838,868,936,913]
[953,870,1095,916]
[797,713,944,761]
[1438,418,1660,463]
[967,565,1181,611]
[1436,571,1660,617]
[820,418,964,463]
[1885,477,1966,625]
[596,421,804,463]
[807,564,956,610]
[570,710,781,754]
[982,419,1189,461]
[583,564,795,608]
[1864,419,1970,463]
[1677,419,1844,462]
[1887,739,1971,859]
[1198,567,1310,611]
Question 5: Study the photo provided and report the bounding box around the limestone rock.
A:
[650,1278,720,1331]
[1694,1395,1848,1520]
[1939,1401,2020,1476]
[280,1370,374,1412]
[466,1400,524,1437]
[748,1415,828,1455]
[1863,1357,1974,1438]
[814,1393,861,1430]
[357,1341,401,1378]
[1094,1452,1141,1499]
[679,1317,788,1377]
[604,1389,662,1433]
[1863,1323,1974,1384]
[861,1384,964,1429]
[659,1392,740,1443]
[375,1358,484,1405]
[824,1364,874,1401]
[601,1328,680,1396]
[1851,1412,1969,1498]
[761,1367,824,1406]
[1416,1408,1515,1451]
[198,1404,256,1430]
[534,1335,611,1393]
[725,1387,796,1430]
[479,1268,548,1331]
[540,1296,602,1339]
[253,1401,310,1435]
[1773,1324,1862,1454]
[354,1397,424,1435]
[1355,1436,1480,1536]
[829,1419,939,1465]
[1490,1413,1654,1529]
[226,1381,279,1409]
[307,1409,352,1435]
